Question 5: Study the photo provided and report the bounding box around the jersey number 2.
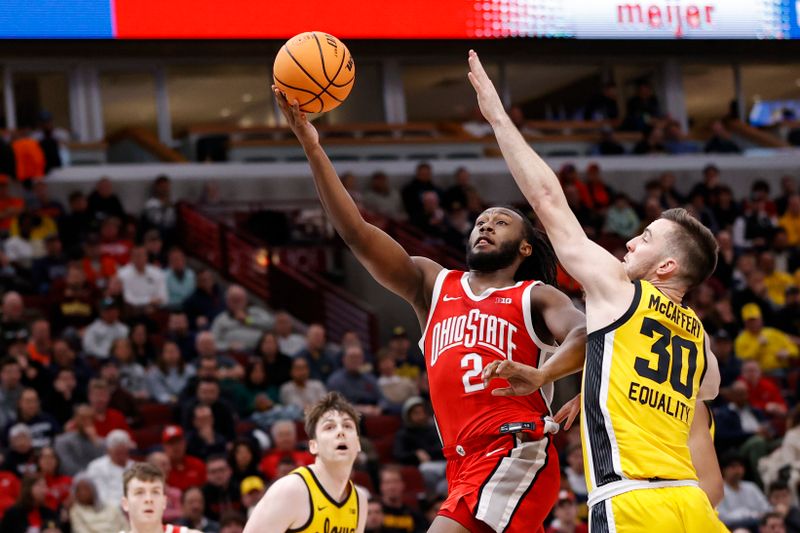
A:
[634,317,698,399]
[461,353,486,393]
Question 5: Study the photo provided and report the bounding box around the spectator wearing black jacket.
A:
[87,177,126,222]
[184,268,225,329]
[705,120,741,154]
[255,332,292,387]
[583,82,619,121]
[31,235,67,294]
[714,381,770,452]
[202,454,243,522]
[180,378,237,442]
[3,388,60,450]
[689,164,721,207]
[393,397,445,496]
[0,136,15,179]
[186,404,227,459]
[401,163,443,226]
[713,186,740,231]
[228,438,263,491]
[621,81,661,132]
[1,423,37,478]
[58,191,93,255]
[43,367,84,427]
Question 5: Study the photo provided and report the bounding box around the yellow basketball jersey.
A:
[288,466,360,533]
[580,280,708,495]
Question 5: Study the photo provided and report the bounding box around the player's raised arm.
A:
[273,87,440,310]
[466,51,627,300]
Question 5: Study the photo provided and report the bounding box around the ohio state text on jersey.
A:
[420,269,556,448]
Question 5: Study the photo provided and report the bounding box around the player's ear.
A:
[656,256,679,278]
[121,496,129,514]
[519,239,532,258]
[308,438,318,455]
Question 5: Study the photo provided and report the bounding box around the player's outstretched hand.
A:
[554,394,581,430]
[483,360,545,397]
[467,50,507,127]
[272,85,319,148]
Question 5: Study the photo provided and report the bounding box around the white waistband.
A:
[587,479,699,507]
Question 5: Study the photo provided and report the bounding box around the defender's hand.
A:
[467,50,507,127]
[483,360,545,397]
[554,394,581,430]
[272,85,320,148]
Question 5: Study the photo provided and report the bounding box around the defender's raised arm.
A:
[466,51,628,306]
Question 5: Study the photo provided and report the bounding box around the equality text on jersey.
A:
[430,308,518,366]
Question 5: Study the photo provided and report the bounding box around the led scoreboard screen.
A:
[0,0,798,39]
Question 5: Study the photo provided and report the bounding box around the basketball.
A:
[273,31,355,114]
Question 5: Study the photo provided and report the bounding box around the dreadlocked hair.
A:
[501,205,558,285]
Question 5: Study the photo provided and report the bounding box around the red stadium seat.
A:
[139,403,175,426]
[373,436,395,464]
[398,465,426,495]
[133,425,164,452]
[402,493,421,511]
[230,351,250,367]
[350,469,375,494]
[295,420,308,442]
[364,415,402,439]
[236,420,256,435]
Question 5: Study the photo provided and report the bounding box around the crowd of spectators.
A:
[0,168,444,532]
[0,149,797,533]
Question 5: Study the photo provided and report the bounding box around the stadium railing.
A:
[177,201,380,351]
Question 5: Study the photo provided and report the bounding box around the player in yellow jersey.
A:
[468,50,721,532]
[243,392,368,533]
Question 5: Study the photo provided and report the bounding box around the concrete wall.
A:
[47,150,800,212]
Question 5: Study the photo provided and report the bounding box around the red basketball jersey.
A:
[421,269,556,448]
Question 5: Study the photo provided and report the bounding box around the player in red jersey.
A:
[273,87,587,533]
[120,462,202,533]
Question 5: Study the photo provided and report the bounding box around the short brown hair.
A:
[123,462,165,496]
[88,378,109,392]
[304,392,361,440]
[659,208,719,290]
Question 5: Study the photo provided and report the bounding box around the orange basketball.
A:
[273,31,355,114]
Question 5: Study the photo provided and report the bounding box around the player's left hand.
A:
[467,50,507,127]
[483,360,544,396]
[554,394,581,430]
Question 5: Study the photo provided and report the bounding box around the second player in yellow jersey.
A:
[244,393,368,533]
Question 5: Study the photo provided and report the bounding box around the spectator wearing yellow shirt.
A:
[779,194,800,246]
[759,251,796,306]
[734,303,799,373]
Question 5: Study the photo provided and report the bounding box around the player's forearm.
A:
[539,326,587,384]
[303,143,370,245]
[490,116,575,234]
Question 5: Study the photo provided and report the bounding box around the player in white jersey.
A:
[120,462,202,533]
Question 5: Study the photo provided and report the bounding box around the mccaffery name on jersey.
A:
[646,292,702,338]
